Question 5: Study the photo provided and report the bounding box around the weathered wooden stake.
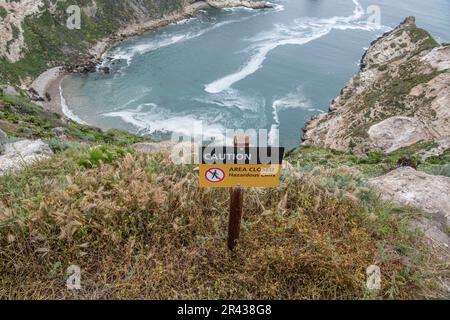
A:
[228,187,245,250]
[227,135,249,251]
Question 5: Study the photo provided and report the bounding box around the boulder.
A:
[0,139,54,175]
[369,167,450,250]
[51,127,67,138]
[206,0,273,9]
[368,117,433,153]
[2,85,19,96]
[0,129,7,154]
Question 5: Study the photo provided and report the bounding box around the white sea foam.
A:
[193,88,264,112]
[108,34,188,64]
[268,87,321,144]
[205,0,388,93]
[106,13,262,65]
[59,84,88,125]
[222,1,285,13]
[269,2,285,13]
[271,88,311,125]
[103,104,227,139]
[172,18,195,25]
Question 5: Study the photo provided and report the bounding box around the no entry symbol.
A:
[205,168,225,183]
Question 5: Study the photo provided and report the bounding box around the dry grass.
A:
[0,151,447,299]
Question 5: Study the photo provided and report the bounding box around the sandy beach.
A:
[35,1,271,118]
[34,5,206,117]
[44,70,67,116]
[29,66,67,116]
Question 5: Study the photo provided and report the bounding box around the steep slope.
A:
[303,17,450,156]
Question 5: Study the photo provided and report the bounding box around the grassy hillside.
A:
[0,95,448,299]
[0,92,144,151]
[1,144,448,299]
[0,8,449,299]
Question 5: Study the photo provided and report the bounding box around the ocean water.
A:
[61,0,450,149]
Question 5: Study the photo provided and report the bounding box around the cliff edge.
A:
[303,17,450,157]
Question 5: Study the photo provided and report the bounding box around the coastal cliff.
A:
[303,17,450,157]
[0,0,270,85]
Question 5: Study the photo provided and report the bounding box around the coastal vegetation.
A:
[0,0,185,84]
[303,17,450,154]
[0,91,448,299]
[0,2,448,300]
[0,92,144,150]
[0,140,447,299]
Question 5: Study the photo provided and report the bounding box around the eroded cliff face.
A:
[303,17,450,156]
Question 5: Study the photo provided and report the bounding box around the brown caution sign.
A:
[199,147,285,188]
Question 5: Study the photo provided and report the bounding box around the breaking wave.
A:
[102,103,227,139]
[205,0,388,93]
[59,84,88,125]
[271,88,311,125]
[193,88,265,113]
[104,11,266,66]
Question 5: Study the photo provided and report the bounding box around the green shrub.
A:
[0,7,7,20]
[77,145,129,168]
[426,164,450,177]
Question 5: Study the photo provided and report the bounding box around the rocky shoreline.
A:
[64,0,272,75]
[30,0,272,117]
[302,17,450,157]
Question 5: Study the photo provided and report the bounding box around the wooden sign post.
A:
[227,136,249,251]
[199,136,284,251]
[228,186,245,250]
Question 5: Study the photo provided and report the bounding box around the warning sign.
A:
[205,168,225,183]
[199,147,285,188]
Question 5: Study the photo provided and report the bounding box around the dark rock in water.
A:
[100,67,111,74]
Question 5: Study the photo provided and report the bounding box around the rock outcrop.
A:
[0,129,7,154]
[303,17,450,156]
[0,139,54,175]
[0,0,44,63]
[369,167,449,250]
[1,85,20,96]
[205,0,272,9]
[367,116,431,153]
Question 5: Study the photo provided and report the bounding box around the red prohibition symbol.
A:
[205,168,225,183]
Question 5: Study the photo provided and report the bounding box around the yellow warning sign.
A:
[199,164,282,188]
[199,146,284,188]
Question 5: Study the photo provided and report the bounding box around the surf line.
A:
[204,0,375,94]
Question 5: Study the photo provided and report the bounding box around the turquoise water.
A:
[61,0,450,149]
